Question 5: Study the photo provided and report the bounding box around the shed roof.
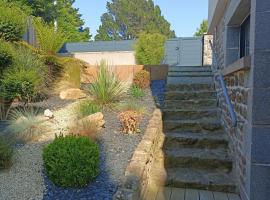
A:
[59,40,136,53]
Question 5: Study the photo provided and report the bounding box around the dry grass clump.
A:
[118,110,141,134]
[69,120,99,141]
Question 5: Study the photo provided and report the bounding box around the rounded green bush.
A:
[135,33,166,65]
[43,135,100,187]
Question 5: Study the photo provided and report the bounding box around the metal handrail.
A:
[209,40,237,127]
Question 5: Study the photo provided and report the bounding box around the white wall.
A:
[73,51,136,65]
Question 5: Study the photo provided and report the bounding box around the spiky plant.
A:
[89,61,127,106]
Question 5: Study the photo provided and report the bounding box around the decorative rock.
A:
[59,88,87,100]
[78,112,105,129]
[44,109,54,119]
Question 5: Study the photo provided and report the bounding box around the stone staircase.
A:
[150,65,236,194]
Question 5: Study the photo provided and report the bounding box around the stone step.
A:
[168,71,213,77]
[165,91,216,101]
[165,168,236,193]
[164,132,228,149]
[163,99,217,110]
[169,66,212,72]
[167,76,213,85]
[162,108,219,120]
[163,119,222,133]
[164,148,232,171]
[166,83,215,92]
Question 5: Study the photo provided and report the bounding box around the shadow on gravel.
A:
[43,142,117,200]
[150,80,166,108]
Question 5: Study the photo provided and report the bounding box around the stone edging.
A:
[113,109,163,200]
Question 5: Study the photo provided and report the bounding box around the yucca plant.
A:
[7,107,46,142]
[89,61,127,106]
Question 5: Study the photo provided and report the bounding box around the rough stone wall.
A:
[203,34,213,67]
[113,109,164,200]
[212,14,250,196]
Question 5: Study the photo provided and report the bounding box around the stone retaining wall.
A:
[113,109,163,200]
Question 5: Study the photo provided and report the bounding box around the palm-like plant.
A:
[89,61,127,106]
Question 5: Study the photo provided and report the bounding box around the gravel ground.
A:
[13,95,76,112]
[0,143,46,200]
[43,88,156,200]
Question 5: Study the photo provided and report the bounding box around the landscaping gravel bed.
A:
[0,143,46,200]
[43,88,156,200]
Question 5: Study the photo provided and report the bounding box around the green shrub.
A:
[129,85,145,99]
[0,40,14,75]
[43,135,99,187]
[0,1,27,41]
[89,61,127,106]
[7,107,45,142]
[0,136,13,169]
[76,100,100,119]
[0,46,48,103]
[135,33,166,65]
[34,18,67,54]
[133,70,150,89]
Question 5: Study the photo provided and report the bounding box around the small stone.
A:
[44,109,54,119]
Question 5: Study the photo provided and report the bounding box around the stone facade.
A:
[113,109,164,200]
[209,0,270,200]
[203,34,213,67]
[212,14,251,199]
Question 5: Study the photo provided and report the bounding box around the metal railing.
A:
[209,40,237,127]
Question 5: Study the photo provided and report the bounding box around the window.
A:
[240,15,250,58]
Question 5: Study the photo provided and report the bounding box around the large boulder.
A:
[78,112,105,130]
[60,88,87,100]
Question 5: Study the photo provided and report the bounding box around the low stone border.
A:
[113,109,164,200]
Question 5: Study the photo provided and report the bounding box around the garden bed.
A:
[0,88,156,200]
[43,88,156,199]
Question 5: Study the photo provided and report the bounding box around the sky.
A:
[74,0,208,38]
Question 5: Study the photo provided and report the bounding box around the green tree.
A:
[9,0,91,42]
[95,0,175,41]
[194,20,208,36]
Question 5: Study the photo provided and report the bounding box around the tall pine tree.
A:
[9,0,91,42]
[95,0,175,41]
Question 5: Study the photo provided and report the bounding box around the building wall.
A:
[73,51,136,66]
[211,1,270,200]
[210,1,251,199]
